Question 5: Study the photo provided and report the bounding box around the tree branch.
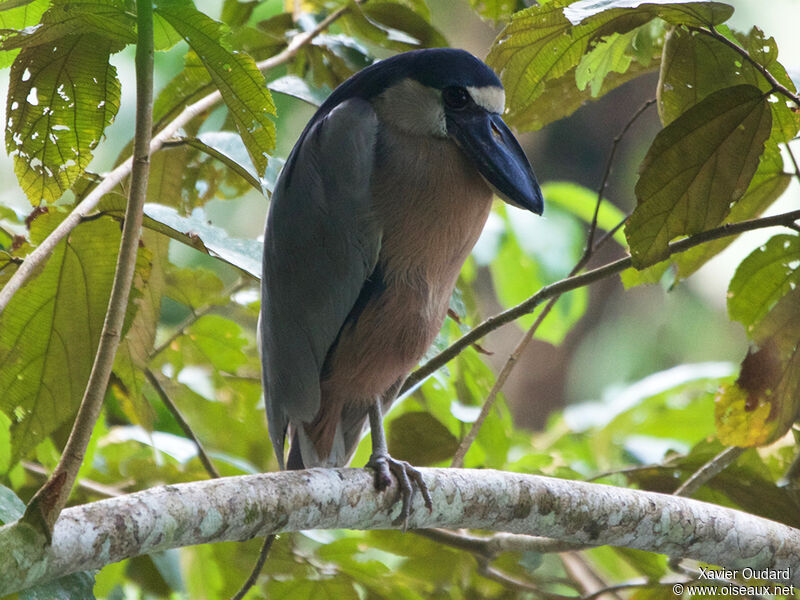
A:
[2,468,799,594]
[0,6,351,315]
[404,208,800,392]
[21,0,155,535]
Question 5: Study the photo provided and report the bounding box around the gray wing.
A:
[260,98,381,468]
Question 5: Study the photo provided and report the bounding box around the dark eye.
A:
[442,86,470,110]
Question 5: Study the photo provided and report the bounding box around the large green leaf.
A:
[626,84,771,267]
[155,0,276,176]
[487,0,730,130]
[659,25,800,144]
[671,142,790,279]
[5,35,121,204]
[0,216,121,462]
[388,412,459,466]
[728,234,800,333]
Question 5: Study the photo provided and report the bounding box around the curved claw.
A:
[366,453,432,531]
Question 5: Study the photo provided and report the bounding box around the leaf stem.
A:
[21,0,155,535]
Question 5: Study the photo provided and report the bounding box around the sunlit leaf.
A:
[715,341,799,447]
[541,181,628,247]
[563,0,733,28]
[0,0,47,68]
[727,234,800,333]
[627,84,771,267]
[164,264,226,310]
[141,204,263,278]
[0,216,121,462]
[469,0,523,22]
[488,0,729,130]
[156,0,276,175]
[576,30,635,96]
[1,0,135,50]
[5,35,121,204]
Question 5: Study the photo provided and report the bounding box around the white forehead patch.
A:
[467,85,505,114]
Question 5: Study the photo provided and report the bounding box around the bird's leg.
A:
[365,398,432,530]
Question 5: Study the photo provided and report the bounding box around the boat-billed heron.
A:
[261,48,542,522]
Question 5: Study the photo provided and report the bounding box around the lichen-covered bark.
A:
[2,468,799,593]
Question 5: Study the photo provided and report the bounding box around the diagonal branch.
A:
[404,208,800,394]
[21,0,155,536]
[2,468,800,594]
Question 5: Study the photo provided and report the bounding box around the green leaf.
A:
[563,0,733,28]
[0,216,121,462]
[342,1,446,51]
[659,25,800,144]
[179,132,264,193]
[164,264,226,310]
[671,142,790,279]
[5,35,121,204]
[1,0,135,50]
[626,84,771,267]
[575,30,635,96]
[179,314,248,373]
[469,0,522,22]
[541,181,628,247]
[728,234,800,333]
[0,0,47,69]
[388,412,459,465]
[269,74,329,107]
[152,51,213,132]
[490,206,587,343]
[112,231,168,430]
[142,204,263,278]
[267,577,359,600]
[156,0,276,176]
[488,1,664,131]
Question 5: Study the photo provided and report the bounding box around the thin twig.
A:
[0,5,351,315]
[230,535,276,600]
[477,557,575,599]
[673,446,745,497]
[785,141,800,184]
[404,208,800,394]
[415,528,588,557]
[21,0,155,535]
[145,369,220,479]
[586,98,656,251]
[21,461,132,498]
[690,25,800,107]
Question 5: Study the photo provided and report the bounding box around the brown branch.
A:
[21,0,155,535]
[0,5,351,316]
[404,208,800,395]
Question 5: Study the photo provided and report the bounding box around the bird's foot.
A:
[366,453,433,531]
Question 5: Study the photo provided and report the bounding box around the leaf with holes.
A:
[487,0,730,130]
[626,84,771,268]
[659,25,800,144]
[0,216,123,462]
[5,35,121,204]
[156,0,276,176]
